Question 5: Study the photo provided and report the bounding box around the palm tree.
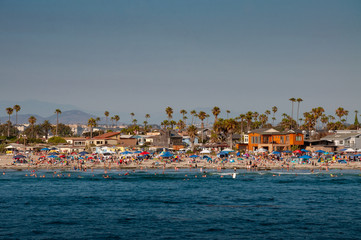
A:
[104,111,109,129]
[165,107,173,121]
[87,118,98,138]
[289,98,296,127]
[296,98,303,127]
[143,121,148,133]
[226,110,230,119]
[224,118,238,149]
[245,111,253,132]
[130,112,135,123]
[132,119,138,126]
[177,119,186,132]
[6,107,13,137]
[28,116,37,138]
[198,111,207,144]
[335,107,345,122]
[354,110,360,130]
[145,113,150,123]
[187,125,198,152]
[345,110,349,123]
[41,120,52,140]
[190,110,197,125]
[272,106,278,125]
[212,106,221,125]
[180,110,187,124]
[114,115,120,127]
[55,109,62,136]
[13,105,21,126]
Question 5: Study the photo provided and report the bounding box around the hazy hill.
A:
[0,110,99,125]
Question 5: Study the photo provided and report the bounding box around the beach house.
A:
[247,128,304,152]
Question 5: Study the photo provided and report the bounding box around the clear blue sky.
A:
[1,0,360,122]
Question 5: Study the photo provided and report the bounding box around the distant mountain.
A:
[0,110,99,125]
[0,99,79,117]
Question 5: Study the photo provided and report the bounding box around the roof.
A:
[93,132,121,139]
[321,133,361,141]
[249,128,302,135]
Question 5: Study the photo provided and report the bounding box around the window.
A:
[296,136,302,141]
[339,140,344,145]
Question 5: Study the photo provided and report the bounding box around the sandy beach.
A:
[2,154,361,172]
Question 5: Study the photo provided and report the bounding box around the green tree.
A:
[41,120,53,140]
[48,136,67,144]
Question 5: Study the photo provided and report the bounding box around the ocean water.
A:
[1,168,361,240]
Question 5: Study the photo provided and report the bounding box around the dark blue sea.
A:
[1,168,361,240]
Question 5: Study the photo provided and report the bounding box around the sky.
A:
[1,0,360,123]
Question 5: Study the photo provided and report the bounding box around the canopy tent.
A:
[315,150,325,153]
[222,148,234,152]
[257,148,268,153]
[189,155,199,158]
[344,148,355,152]
[200,149,211,154]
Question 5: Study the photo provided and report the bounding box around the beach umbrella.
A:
[301,149,310,152]
[357,149,361,152]
[103,152,112,155]
[140,151,150,155]
[315,150,325,153]
[271,151,281,155]
[344,148,355,152]
[79,151,89,155]
[41,148,50,151]
[48,155,57,158]
[59,155,66,158]
[293,150,302,154]
[283,150,292,153]
[189,154,199,158]
[133,151,142,154]
[13,155,26,159]
[122,151,132,154]
[299,155,311,159]
[160,152,173,158]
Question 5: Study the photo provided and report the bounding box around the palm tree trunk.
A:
[7,115,10,137]
[56,113,59,136]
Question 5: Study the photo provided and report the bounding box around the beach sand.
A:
[1,154,361,171]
